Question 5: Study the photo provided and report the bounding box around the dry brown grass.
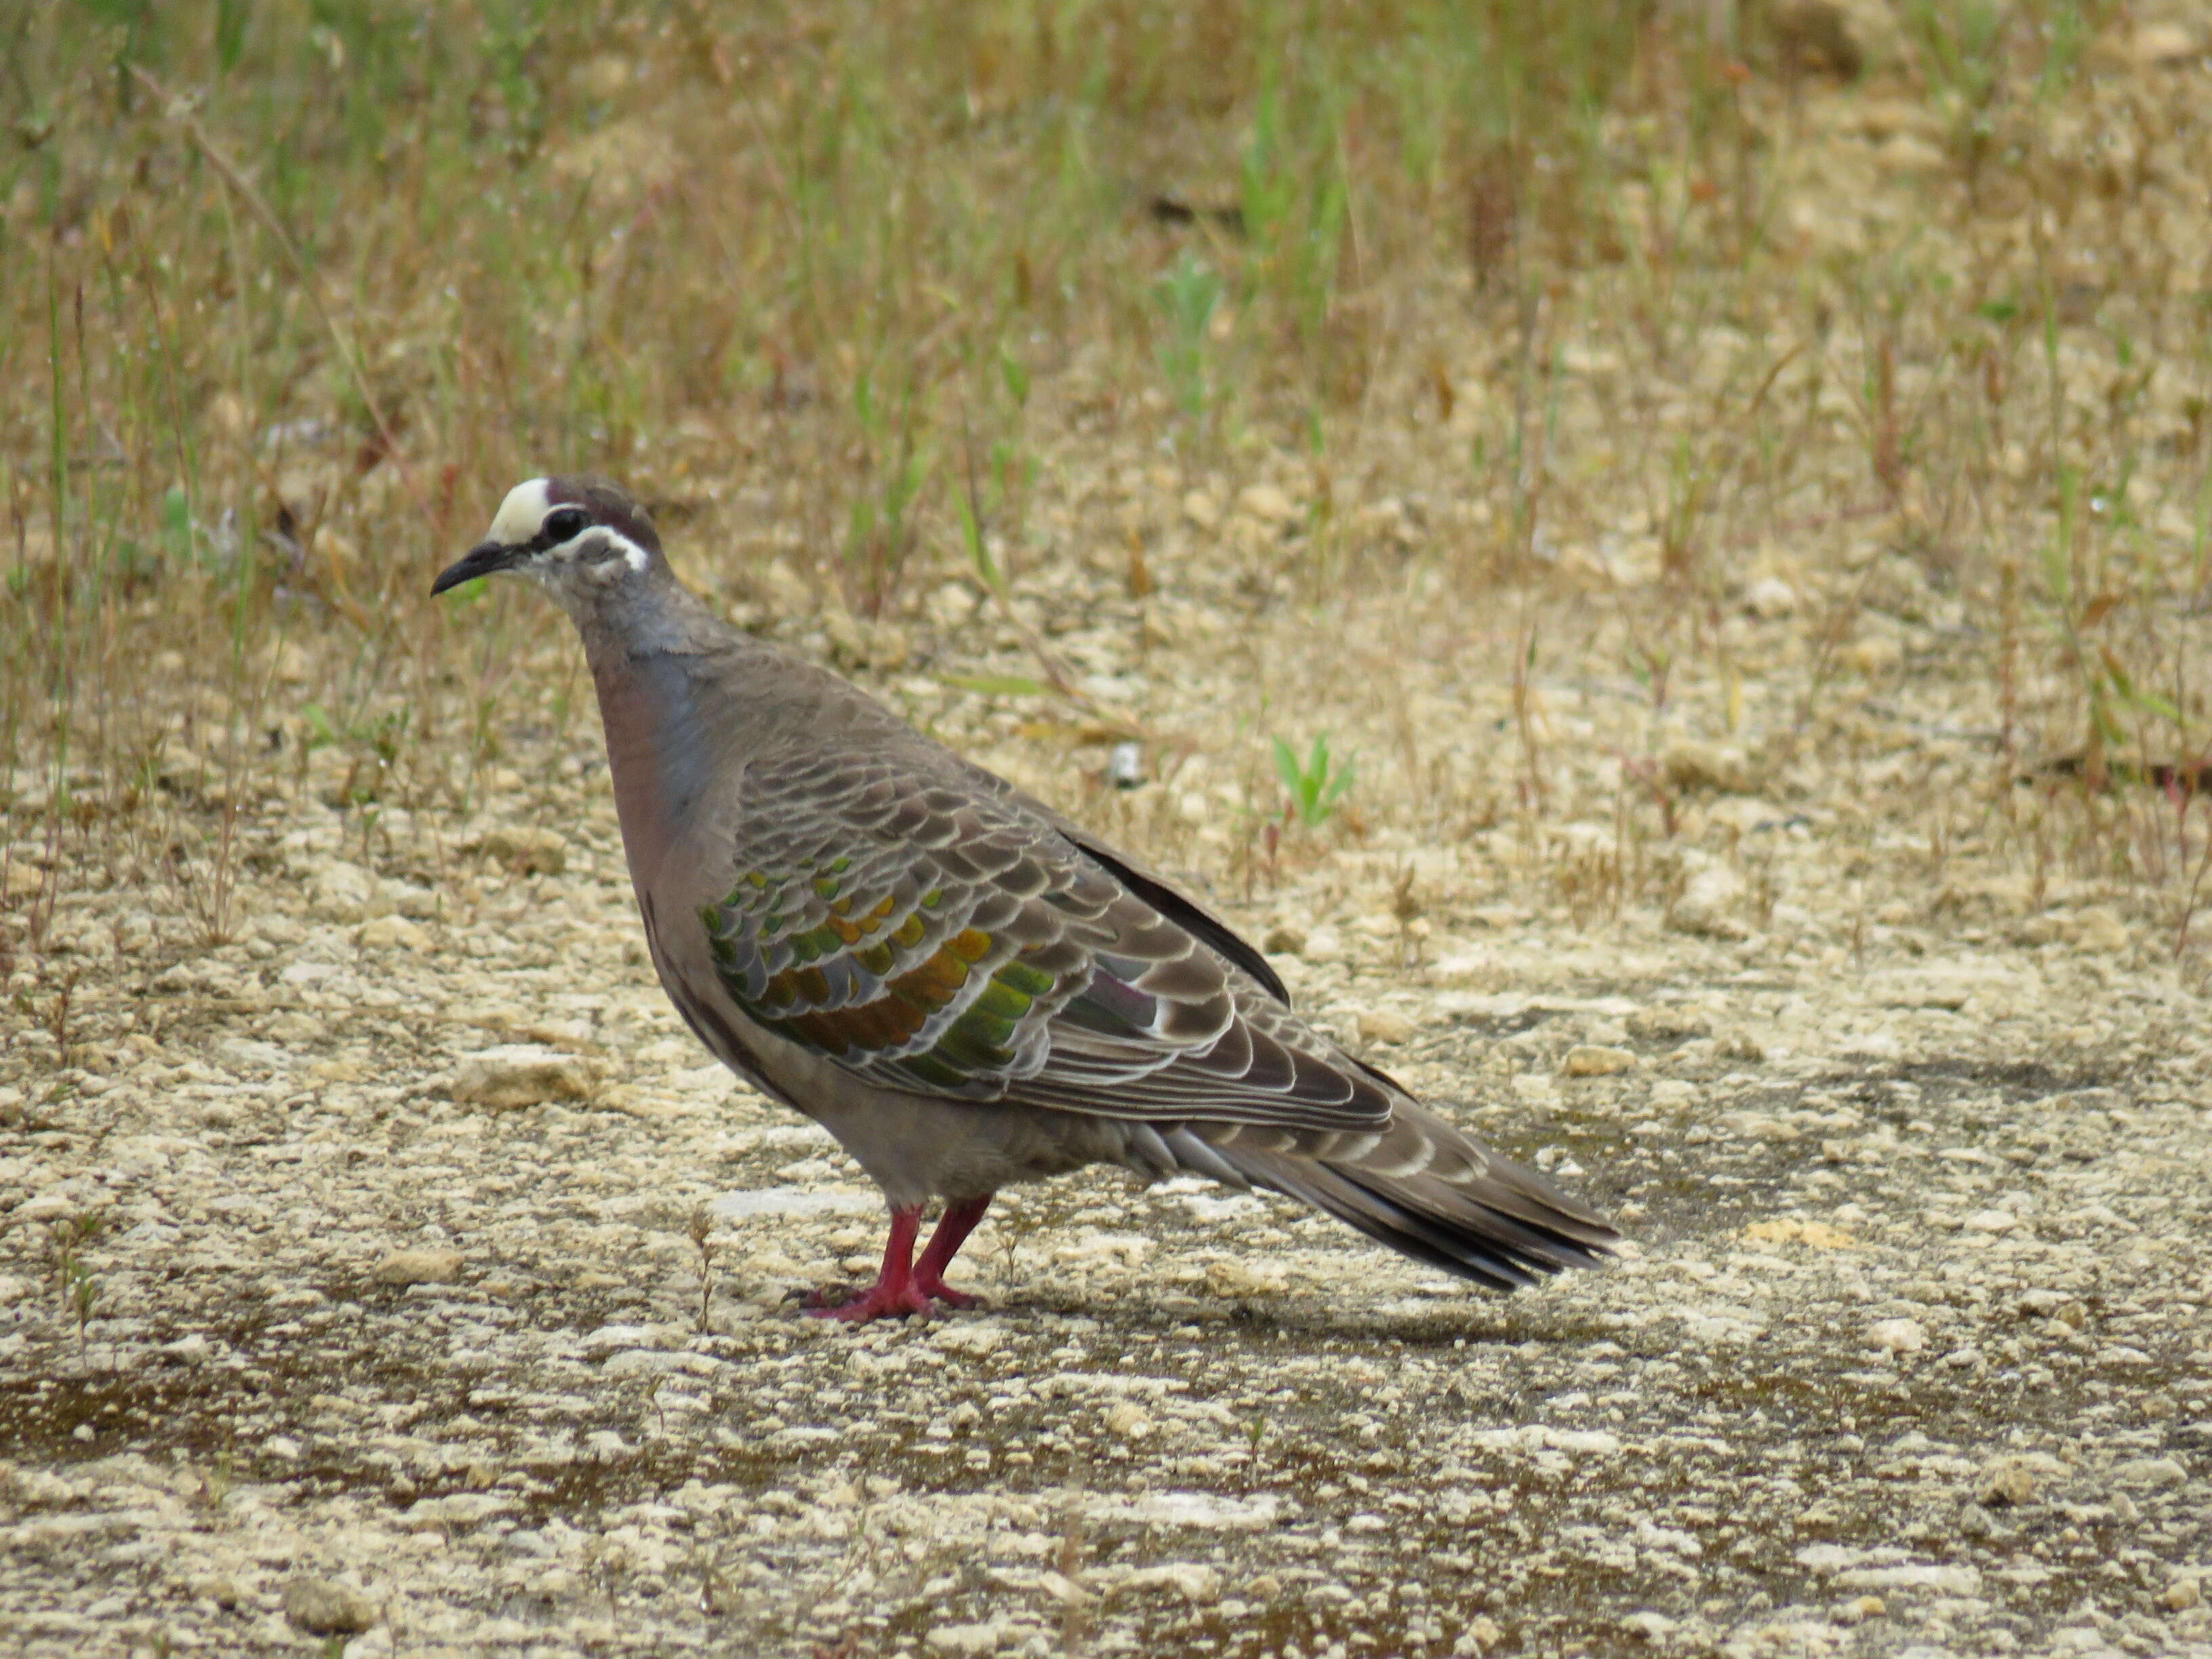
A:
[6,0,2212,985]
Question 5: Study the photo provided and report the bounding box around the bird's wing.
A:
[685,744,1392,1132]
[975,775,1291,1004]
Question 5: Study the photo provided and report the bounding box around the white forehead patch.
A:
[486,478,554,547]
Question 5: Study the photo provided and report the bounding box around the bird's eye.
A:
[543,508,590,543]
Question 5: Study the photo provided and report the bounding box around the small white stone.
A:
[474,825,568,875]
[371,1248,463,1287]
[924,1618,1012,1656]
[1622,1610,1675,1641]
[1979,1453,2065,1506]
[1843,634,1903,676]
[1561,1044,1637,1078]
[1088,1490,1282,1531]
[1122,1563,1221,1603]
[401,1493,518,1531]
[1865,1317,1925,1356]
[1036,1570,1094,1606]
[451,1044,598,1109]
[1204,1258,1285,1298]
[281,1578,378,1636]
[1835,1563,1981,1596]
[1104,1401,1153,1440]
[1237,483,1299,525]
[1299,925,1345,964]
[13,1191,79,1225]
[1673,865,1748,938]
[1355,1008,1415,1046]
[2131,23,2198,64]
[1662,739,1757,795]
[358,914,429,952]
[2069,907,2130,953]
[310,860,377,923]
[2115,1456,2187,1490]
[1627,1006,1713,1042]
[1742,576,1798,619]
[933,1320,1006,1357]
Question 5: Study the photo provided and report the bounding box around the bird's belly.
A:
[653,946,1120,1205]
[801,1091,1127,1208]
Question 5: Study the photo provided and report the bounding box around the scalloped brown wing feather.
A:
[687,742,1394,1132]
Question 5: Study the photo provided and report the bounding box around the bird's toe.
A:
[804,1282,938,1323]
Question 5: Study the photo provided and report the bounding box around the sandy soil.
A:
[4,639,2210,1659]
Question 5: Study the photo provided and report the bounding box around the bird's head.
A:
[432,476,663,617]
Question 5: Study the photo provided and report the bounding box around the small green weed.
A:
[1273,734,1357,830]
[687,1204,716,1336]
[844,365,937,617]
[47,1214,104,1356]
[1154,253,1223,430]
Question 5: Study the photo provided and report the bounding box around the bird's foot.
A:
[804,1279,940,1323]
[800,1198,987,1322]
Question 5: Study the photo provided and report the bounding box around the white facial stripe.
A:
[589,529,652,579]
[486,478,554,547]
[523,527,651,588]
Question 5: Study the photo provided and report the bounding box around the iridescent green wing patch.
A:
[696,817,1100,1097]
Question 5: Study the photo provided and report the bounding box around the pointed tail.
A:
[1196,1105,1619,1291]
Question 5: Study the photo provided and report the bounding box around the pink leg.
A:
[912,1195,993,1307]
[808,1204,935,1323]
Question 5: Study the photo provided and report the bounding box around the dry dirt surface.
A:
[3,735,2211,1658]
[12,3,2212,1656]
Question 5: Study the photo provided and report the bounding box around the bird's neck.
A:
[579,575,752,895]
[568,565,729,660]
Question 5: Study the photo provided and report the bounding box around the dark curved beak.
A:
[431,541,520,596]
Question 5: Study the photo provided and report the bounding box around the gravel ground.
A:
[4,758,2210,1659]
[12,5,2212,1654]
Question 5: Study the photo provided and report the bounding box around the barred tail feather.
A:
[1207,1105,1618,1291]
